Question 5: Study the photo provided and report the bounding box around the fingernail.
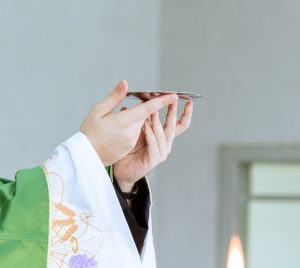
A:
[115,80,127,94]
[170,94,178,101]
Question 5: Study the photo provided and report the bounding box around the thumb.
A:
[96,80,128,116]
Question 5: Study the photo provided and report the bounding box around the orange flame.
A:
[227,234,245,268]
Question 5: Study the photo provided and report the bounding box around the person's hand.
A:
[80,80,179,166]
[113,100,193,192]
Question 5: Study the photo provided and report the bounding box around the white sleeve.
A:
[43,132,156,268]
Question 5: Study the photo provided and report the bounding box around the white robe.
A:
[42,132,156,268]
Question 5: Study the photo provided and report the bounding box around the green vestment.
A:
[0,167,49,267]
[0,166,111,267]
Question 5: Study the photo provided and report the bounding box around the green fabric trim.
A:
[0,166,49,268]
[105,165,110,175]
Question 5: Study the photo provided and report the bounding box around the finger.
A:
[144,119,160,161]
[176,101,193,136]
[126,94,178,123]
[163,102,178,145]
[151,111,167,156]
[95,80,128,117]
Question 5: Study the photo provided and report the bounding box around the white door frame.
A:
[217,144,300,268]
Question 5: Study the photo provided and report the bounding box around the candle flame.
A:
[227,234,245,268]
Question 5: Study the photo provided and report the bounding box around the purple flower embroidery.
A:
[69,254,97,268]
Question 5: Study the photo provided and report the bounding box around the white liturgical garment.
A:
[43,132,156,268]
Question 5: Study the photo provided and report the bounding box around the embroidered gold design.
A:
[71,237,79,253]
[62,225,79,242]
[55,203,76,217]
[53,218,75,227]
[42,159,103,268]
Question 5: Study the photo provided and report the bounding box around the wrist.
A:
[80,132,111,166]
[115,178,135,193]
[113,169,135,192]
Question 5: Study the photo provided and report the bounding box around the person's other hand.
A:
[80,80,178,166]
[113,100,193,192]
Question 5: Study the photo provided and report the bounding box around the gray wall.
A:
[1,1,300,268]
[155,0,300,267]
[0,0,160,179]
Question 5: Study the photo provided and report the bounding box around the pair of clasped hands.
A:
[80,80,193,193]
